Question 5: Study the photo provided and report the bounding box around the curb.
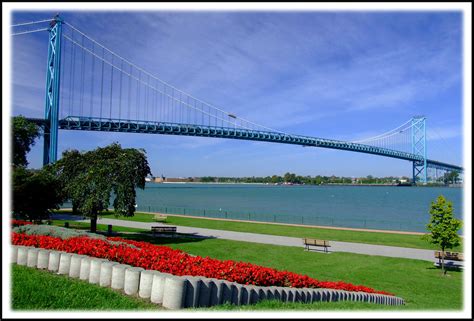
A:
[11,245,406,309]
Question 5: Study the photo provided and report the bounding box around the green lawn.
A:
[55,210,462,251]
[11,264,160,311]
[11,227,463,311]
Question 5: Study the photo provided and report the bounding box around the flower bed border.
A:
[11,231,394,295]
[11,245,405,309]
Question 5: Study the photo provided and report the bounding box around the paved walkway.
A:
[53,214,436,262]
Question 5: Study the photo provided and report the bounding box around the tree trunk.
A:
[91,215,97,233]
[441,248,446,275]
[72,201,78,215]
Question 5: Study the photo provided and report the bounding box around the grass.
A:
[11,226,464,311]
[11,264,161,311]
[54,209,463,251]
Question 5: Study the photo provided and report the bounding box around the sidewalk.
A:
[53,214,437,262]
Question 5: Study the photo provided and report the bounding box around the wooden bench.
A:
[303,238,331,253]
[151,226,177,236]
[434,251,464,269]
[153,214,167,222]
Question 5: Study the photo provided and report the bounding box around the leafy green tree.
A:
[54,143,152,233]
[423,195,462,275]
[12,115,41,167]
[12,166,65,222]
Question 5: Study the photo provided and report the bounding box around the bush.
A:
[12,225,106,240]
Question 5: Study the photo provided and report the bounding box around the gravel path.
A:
[53,214,437,262]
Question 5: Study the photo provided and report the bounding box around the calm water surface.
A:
[135,183,463,233]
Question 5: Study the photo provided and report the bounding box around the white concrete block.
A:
[48,251,62,272]
[17,246,29,266]
[111,264,131,290]
[37,250,51,269]
[58,253,72,275]
[124,267,143,296]
[79,257,92,280]
[162,275,187,310]
[138,270,157,298]
[27,248,40,268]
[99,261,118,287]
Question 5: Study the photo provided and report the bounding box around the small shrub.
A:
[12,224,106,240]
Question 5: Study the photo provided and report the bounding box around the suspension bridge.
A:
[11,15,463,184]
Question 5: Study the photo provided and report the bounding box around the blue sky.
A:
[9,10,464,178]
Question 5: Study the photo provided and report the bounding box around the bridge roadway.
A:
[53,213,438,263]
[53,116,462,172]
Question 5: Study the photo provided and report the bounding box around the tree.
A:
[12,166,65,222]
[423,195,462,275]
[12,115,41,167]
[54,143,152,233]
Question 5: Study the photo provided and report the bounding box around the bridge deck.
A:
[28,116,460,172]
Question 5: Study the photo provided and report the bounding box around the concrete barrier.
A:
[17,246,29,266]
[197,277,213,307]
[183,276,202,308]
[79,257,92,280]
[27,248,40,268]
[69,254,84,278]
[10,246,405,308]
[247,285,260,305]
[11,246,19,263]
[209,279,224,306]
[232,283,243,305]
[111,264,131,290]
[221,281,233,305]
[99,261,119,287]
[48,251,62,272]
[162,275,187,309]
[139,270,157,299]
[89,258,107,284]
[124,267,144,296]
[150,272,174,304]
[37,250,51,269]
[58,253,72,275]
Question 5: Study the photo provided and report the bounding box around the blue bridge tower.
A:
[43,14,63,165]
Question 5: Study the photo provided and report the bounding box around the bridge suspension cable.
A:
[11,18,53,27]
[61,21,288,135]
[350,118,426,154]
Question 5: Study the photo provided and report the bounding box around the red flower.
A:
[11,232,394,296]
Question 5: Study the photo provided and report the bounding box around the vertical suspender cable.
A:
[109,55,114,119]
[90,41,95,117]
[99,47,104,120]
[128,63,132,121]
[79,34,85,117]
[119,59,123,120]
[68,30,75,117]
[137,70,141,120]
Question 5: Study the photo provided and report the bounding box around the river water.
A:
[134,183,463,233]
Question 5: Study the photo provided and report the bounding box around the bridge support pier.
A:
[43,15,63,165]
[411,117,427,185]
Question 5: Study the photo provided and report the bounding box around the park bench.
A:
[434,251,464,269]
[153,214,167,222]
[151,225,177,236]
[303,238,331,253]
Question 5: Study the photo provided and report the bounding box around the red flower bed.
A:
[12,232,394,296]
[11,220,34,227]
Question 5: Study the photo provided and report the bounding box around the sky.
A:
[8,8,465,178]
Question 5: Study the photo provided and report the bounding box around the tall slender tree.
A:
[423,195,462,275]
